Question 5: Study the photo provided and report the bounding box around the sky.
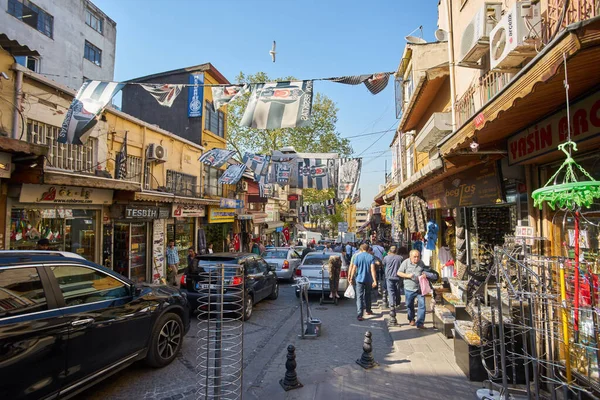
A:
[93,0,439,208]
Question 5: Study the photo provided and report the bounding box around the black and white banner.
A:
[140,84,184,107]
[212,85,247,111]
[328,72,392,95]
[274,162,292,186]
[298,206,310,222]
[297,158,330,189]
[259,183,276,198]
[199,148,236,168]
[323,199,336,215]
[351,188,361,205]
[337,158,362,202]
[219,164,247,185]
[240,81,313,129]
[242,153,270,182]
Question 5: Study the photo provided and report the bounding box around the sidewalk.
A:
[244,294,481,400]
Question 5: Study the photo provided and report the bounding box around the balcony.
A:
[415,112,452,152]
[544,0,599,42]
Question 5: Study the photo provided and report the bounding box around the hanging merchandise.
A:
[58,80,125,144]
[114,132,128,180]
[298,206,310,223]
[242,152,270,179]
[323,199,336,215]
[198,148,236,168]
[425,220,438,251]
[140,84,184,107]
[297,158,331,189]
[219,164,247,185]
[273,162,292,186]
[337,158,362,202]
[259,183,276,198]
[212,84,248,110]
[328,72,392,95]
[240,81,314,129]
[404,195,428,233]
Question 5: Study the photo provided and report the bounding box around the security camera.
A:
[0,72,9,80]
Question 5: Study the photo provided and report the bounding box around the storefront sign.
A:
[20,184,113,204]
[237,214,253,220]
[508,93,600,164]
[125,205,159,219]
[152,219,166,284]
[287,194,299,201]
[220,198,244,209]
[172,204,205,218]
[158,207,171,219]
[422,163,502,208]
[251,213,268,224]
[515,226,535,246]
[208,207,236,223]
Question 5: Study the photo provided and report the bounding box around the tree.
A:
[302,188,348,236]
[227,72,352,158]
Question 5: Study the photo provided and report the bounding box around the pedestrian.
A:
[348,243,377,321]
[37,238,50,250]
[327,255,342,299]
[258,241,266,254]
[207,243,214,254]
[301,242,315,260]
[166,240,180,286]
[187,247,196,274]
[325,243,333,253]
[251,241,260,254]
[397,250,427,329]
[372,241,385,260]
[266,240,275,249]
[383,246,404,324]
[368,246,384,298]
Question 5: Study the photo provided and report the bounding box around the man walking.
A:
[166,240,180,286]
[348,243,377,321]
[383,246,404,325]
[397,250,427,329]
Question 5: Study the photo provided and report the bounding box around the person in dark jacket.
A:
[383,246,404,325]
[301,243,315,260]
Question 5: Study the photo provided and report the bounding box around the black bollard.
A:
[280,345,303,391]
[356,331,378,369]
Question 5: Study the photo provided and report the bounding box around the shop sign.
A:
[515,226,535,246]
[508,93,600,164]
[251,213,268,224]
[287,194,299,201]
[172,204,205,218]
[422,163,502,208]
[20,184,113,205]
[208,207,236,223]
[386,206,393,224]
[158,207,171,219]
[125,205,159,219]
[237,214,253,220]
[338,222,348,232]
[220,198,244,209]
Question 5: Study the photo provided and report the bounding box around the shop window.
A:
[167,219,195,273]
[7,0,54,38]
[204,101,225,138]
[113,222,147,282]
[50,265,128,306]
[203,165,223,197]
[166,170,198,197]
[0,268,47,318]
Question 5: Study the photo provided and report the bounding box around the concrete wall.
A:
[0,0,116,90]
[0,51,15,136]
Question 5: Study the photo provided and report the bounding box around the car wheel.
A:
[145,312,184,368]
[243,294,253,321]
[268,281,279,300]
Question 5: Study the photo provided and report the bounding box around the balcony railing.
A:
[27,120,96,173]
[544,0,599,43]
[123,156,143,183]
[479,70,511,105]
[456,85,477,127]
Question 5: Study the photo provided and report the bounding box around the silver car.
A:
[262,247,302,280]
[294,252,348,297]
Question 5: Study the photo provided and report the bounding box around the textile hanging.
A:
[240,81,313,129]
[351,188,361,205]
[405,195,428,233]
[212,85,247,110]
[323,199,336,215]
[298,206,310,222]
[199,148,236,168]
[259,183,276,198]
[274,162,292,186]
[58,80,125,144]
[242,153,270,182]
[328,72,392,95]
[297,158,330,189]
[115,132,128,180]
[140,84,184,107]
[337,158,362,202]
[219,164,247,185]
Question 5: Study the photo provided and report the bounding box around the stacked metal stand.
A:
[294,276,321,338]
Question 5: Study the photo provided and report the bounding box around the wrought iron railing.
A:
[456,85,477,127]
[544,0,599,43]
[124,156,143,183]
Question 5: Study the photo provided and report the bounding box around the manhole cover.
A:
[315,307,328,310]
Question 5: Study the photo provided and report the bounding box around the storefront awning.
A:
[439,16,600,157]
[250,212,268,224]
[295,223,307,231]
[44,169,141,192]
[133,191,220,205]
[383,153,444,201]
[264,221,284,229]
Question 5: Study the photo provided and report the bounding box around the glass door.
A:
[113,223,130,278]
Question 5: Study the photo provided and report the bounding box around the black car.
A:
[180,253,278,321]
[0,252,190,400]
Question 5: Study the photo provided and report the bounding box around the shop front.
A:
[8,184,112,263]
[206,206,235,252]
[168,204,204,272]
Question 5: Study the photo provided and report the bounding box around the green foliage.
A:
[302,189,348,234]
[227,72,352,158]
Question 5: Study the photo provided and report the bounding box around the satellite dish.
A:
[435,29,448,42]
[405,36,427,44]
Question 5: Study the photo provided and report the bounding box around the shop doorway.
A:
[113,222,148,282]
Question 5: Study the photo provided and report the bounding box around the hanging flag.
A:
[328,72,392,95]
[298,206,310,222]
[352,188,361,205]
[115,132,128,180]
[311,203,323,215]
[240,81,313,129]
[199,148,236,168]
[274,162,292,186]
[323,199,336,215]
[259,183,276,198]
[58,80,125,144]
[219,164,247,185]
[337,158,362,202]
[212,85,247,110]
[140,84,184,107]
[297,158,330,189]
[242,153,270,178]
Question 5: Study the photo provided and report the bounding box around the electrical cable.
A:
[353,120,397,157]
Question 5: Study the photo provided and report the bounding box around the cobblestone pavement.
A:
[74,284,481,399]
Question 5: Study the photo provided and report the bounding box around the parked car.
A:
[0,251,190,400]
[180,253,278,321]
[262,247,302,280]
[294,251,349,297]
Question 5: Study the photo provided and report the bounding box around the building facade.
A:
[0,0,116,89]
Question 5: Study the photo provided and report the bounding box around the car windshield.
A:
[263,250,288,259]
[195,257,241,277]
[303,254,337,266]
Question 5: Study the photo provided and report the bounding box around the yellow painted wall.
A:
[345,202,357,232]
[202,71,227,151]
[0,50,16,136]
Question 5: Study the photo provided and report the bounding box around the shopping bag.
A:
[419,275,432,296]
[344,284,356,299]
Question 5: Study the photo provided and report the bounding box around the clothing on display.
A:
[402,195,428,233]
[425,220,438,250]
[438,246,452,265]
[421,248,432,267]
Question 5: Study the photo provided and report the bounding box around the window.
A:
[15,56,40,73]
[85,9,103,34]
[84,41,102,66]
[7,0,54,38]
[256,259,268,273]
[246,259,259,274]
[0,267,47,318]
[204,101,225,138]
[166,170,197,197]
[51,265,128,307]
[203,165,223,196]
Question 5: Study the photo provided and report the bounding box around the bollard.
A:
[280,345,303,391]
[356,331,378,369]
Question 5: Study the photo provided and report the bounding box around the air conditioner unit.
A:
[490,1,541,71]
[147,144,168,162]
[459,2,502,66]
[241,181,249,192]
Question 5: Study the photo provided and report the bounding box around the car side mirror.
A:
[131,284,142,297]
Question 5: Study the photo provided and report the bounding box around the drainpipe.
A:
[12,69,23,140]
[446,0,457,131]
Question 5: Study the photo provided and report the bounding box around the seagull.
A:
[270,41,276,62]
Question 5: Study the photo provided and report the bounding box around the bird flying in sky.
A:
[270,41,276,63]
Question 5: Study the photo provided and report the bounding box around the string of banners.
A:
[57,72,393,145]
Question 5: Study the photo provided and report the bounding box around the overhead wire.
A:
[354,120,398,157]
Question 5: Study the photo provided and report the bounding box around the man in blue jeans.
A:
[348,243,377,321]
[383,246,404,325]
[397,250,426,329]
